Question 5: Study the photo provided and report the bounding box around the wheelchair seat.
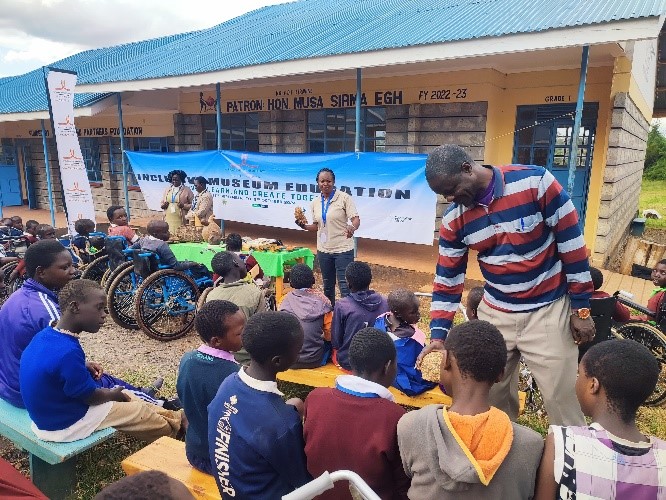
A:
[132,250,160,279]
[106,236,127,271]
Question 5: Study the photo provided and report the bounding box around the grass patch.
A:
[639,179,666,230]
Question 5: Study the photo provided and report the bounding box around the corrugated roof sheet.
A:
[1,0,664,114]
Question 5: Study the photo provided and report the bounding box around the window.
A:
[0,139,15,165]
[307,107,386,153]
[202,113,259,152]
[108,136,171,186]
[79,137,102,183]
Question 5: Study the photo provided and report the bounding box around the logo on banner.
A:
[63,149,82,160]
[229,154,259,172]
[56,116,77,137]
[55,80,70,91]
[66,182,86,193]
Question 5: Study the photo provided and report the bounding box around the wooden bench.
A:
[277,363,452,408]
[122,436,221,499]
[0,398,116,499]
[277,363,526,412]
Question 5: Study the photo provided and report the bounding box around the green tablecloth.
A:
[169,243,314,277]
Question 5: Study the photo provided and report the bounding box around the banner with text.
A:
[46,69,96,233]
[126,151,436,245]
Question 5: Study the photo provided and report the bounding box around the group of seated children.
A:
[190,305,665,499]
[278,260,433,397]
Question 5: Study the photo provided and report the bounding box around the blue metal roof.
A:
[1,0,664,114]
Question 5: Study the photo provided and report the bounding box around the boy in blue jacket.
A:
[208,311,311,498]
[332,261,388,371]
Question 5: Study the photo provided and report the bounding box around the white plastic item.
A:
[618,290,634,299]
[283,470,381,500]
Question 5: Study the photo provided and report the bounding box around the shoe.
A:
[162,397,182,411]
[140,377,164,397]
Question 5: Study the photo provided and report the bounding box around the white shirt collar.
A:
[238,367,284,396]
[335,374,394,401]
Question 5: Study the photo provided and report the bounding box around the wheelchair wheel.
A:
[196,286,214,313]
[0,261,19,305]
[614,322,666,406]
[80,255,109,283]
[135,270,200,341]
[103,261,133,292]
[107,266,140,330]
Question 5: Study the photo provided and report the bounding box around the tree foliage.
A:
[644,125,666,180]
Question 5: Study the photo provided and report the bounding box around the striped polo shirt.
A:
[430,164,593,339]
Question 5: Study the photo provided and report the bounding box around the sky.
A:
[0,0,287,78]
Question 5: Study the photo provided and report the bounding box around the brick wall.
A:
[385,102,488,237]
[594,93,650,266]
[258,110,306,153]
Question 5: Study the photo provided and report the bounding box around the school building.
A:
[0,0,663,267]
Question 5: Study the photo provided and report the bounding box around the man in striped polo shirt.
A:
[422,144,595,426]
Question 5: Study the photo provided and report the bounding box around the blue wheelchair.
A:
[106,246,213,341]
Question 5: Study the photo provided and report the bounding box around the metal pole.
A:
[567,45,589,196]
[40,120,56,228]
[353,68,362,254]
[354,68,362,153]
[216,83,222,151]
[117,93,130,219]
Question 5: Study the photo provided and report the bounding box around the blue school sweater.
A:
[176,349,240,472]
[208,369,311,499]
[20,326,97,431]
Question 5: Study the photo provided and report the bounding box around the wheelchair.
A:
[106,248,213,341]
[611,291,666,406]
[519,292,666,411]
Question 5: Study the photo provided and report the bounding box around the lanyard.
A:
[170,186,182,203]
[321,188,336,226]
[192,190,206,210]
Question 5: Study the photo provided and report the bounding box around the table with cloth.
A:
[169,242,315,298]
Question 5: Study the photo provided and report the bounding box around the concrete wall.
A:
[594,92,650,266]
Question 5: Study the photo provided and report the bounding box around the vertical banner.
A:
[45,68,96,233]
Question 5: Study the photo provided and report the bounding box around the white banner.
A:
[46,69,96,233]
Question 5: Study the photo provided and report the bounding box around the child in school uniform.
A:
[279,264,333,368]
[20,279,184,443]
[176,300,245,475]
[332,261,388,371]
[374,289,434,395]
[207,311,311,498]
[207,251,266,365]
[106,205,139,244]
[304,327,410,499]
[535,339,666,499]
[398,320,544,499]
[632,259,666,323]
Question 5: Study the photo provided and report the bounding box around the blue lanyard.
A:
[321,189,336,225]
[335,382,380,399]
[170,186,182,203]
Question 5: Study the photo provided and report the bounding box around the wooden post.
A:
[620,237,640,275]
[647,243,666,268]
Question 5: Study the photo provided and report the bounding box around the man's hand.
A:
[416,339,446,367]
[110,386,131,402]
[85,361,103,380]
[570,316,595,345]
[160,201,169,210]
